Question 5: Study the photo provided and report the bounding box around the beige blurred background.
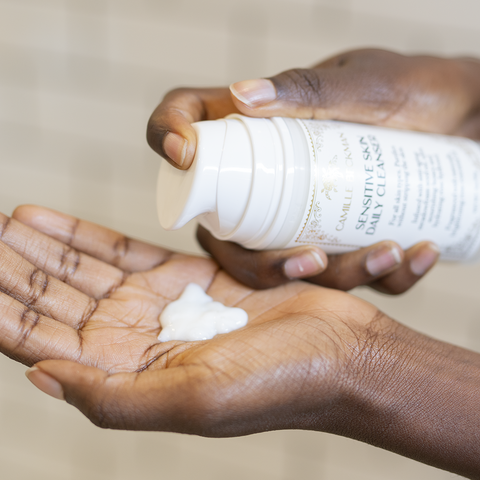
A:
[0,0,479,478]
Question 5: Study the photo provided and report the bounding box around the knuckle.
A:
[317,256,360,291]
[197,231,284,289]
[66,218,80,247]
[111,235,130,267]
[26,268,49,307]
[146,117,167,153]
[279,68,324,106]
[0,217,11,240]
[87,405,112,430]
[84,388,118,430]
[78,298,99,330]
[59,246,81,283]
[236,256,285,290]
[148,86,203,155]
[17,307,41,348]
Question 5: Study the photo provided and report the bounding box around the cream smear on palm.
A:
[158,283,248,342]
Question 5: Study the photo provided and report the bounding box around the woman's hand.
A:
[148,49,480,169]
[1,205,377,433]
[3,205,480,477]
[146,48,480,292]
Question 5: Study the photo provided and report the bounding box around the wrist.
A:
[327,315,480,477]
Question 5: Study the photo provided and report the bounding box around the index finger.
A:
[147,87,239,169]
[12,205,172,273]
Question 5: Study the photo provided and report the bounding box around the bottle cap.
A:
[157,120,225,230]
[157,116,254,235]
[157,115,295,249]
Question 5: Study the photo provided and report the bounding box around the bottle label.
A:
[286,120,480,261]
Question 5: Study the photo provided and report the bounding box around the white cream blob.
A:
[158,283,248,342]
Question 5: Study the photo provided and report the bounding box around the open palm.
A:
[0,205,379,435]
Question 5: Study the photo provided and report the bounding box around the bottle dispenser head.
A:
[157,115,294,248]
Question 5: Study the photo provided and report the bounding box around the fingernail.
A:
[163,132,187,167]
[230,79,277,108]
[410,243,440,276]
[284,251,325,279]
[25,366,65,401]
[365,246,402,277]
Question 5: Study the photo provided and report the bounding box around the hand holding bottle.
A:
[148,49,480,292]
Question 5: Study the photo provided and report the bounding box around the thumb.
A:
[229,49,411,125]
[25,360,197,432]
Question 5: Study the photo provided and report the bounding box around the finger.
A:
[228,49,470,134]
[0,239,97,327]
[370,242,440,294]
[291,241,400,290]
[228,49,405,121]
[147,87,239,169]
[13,205,171,273]
[197,225,327,289]
[198,225,437,292]
[284,241,436,291]
[0,294,79,366]
[28,360,202,432]
[4,209,126,299]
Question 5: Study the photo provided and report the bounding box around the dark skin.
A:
[3,204,480,478]
[147,48,480,292]
[2,49,479,478]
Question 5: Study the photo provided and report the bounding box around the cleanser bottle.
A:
[157,115,480,261]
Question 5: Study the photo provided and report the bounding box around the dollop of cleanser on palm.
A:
[157,115,480,262]
[158,283,248,342]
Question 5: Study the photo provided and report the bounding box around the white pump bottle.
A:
[157,115,480,262]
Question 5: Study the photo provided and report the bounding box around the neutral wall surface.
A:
[1,0,480,479]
